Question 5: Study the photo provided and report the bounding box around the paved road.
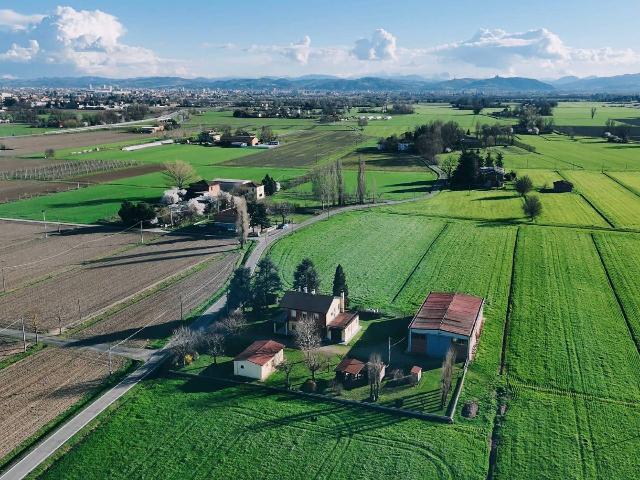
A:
[0,328,153,362]
[0,164,445,479]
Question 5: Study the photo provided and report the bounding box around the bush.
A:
[523,195,543,221]
[118,200,156,225]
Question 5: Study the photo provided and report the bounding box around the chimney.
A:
[303,286,308,294]
[340,291,345,313]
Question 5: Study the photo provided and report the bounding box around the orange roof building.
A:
[408,292,484,361]
[233,340,285,381]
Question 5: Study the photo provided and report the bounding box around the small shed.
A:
[553,180,573,193]
[233,340,284,381]
[410,366,422,383]
[335,358,366,387]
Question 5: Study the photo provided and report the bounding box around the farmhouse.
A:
[479,166,505,188]
[187,180,221,198]
[553,180,574,193]
[274,291,360,344]
[233,340,285,381]
[213,208,237,232]
[408,292,484,361]
[213,178,265,201]
[139,125,164,134]
[228,134,259,146]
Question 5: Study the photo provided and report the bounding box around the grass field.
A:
[561,170,640,228]
[506,227,640,401]
[379,187,608,228]
[35,377,488,480]
[549,101,640,127]
[493,388,640,480]
[0,123,56,137]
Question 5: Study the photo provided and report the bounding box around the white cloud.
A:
[246,36,313,65]
[352,28,397,61]
[0,9,45,32]
[0,40,39,62]
[0,6,183,77]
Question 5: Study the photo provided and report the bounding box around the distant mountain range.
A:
[1,73,639,94]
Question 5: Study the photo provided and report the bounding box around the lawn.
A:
[184,109,318,134]
[549,101,640,127]
[561,170,640,229]
[35,376,489,480]
[506,227,640,401]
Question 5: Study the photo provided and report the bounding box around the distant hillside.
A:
[555,73,640,93]
[0,75,558,93]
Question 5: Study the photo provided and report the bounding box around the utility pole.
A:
[1,267,5,293]
[21,316,26,352]
[388,336,391,365]
[180,295,184,321]
[42,210,48,238]
[108,344,113,375]
[77,298,81,319]
[140,221,144,244]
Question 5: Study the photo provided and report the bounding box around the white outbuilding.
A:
[233,340,285,381]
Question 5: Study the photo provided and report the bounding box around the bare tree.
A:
[53,305,67,335]
[234,196,250,248]
[275,358,296,389]
[440,347,456,409]
[357,155,367,204]
[591,106,597,119]
[163,161,197,188]
[367,352,384,402]
[219,309,246,336]
[336,159,345,206]
[273,201,292,225]
[293,316,322,380]
[171,325,200,366]
[202,330,225,364]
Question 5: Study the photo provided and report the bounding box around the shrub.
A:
[515,175,533,196]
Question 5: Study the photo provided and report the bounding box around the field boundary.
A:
[390,222,450,303]
[499,226,520,375]
[591,233,640,354]
[603,172,640,199]
[556,170,616,228]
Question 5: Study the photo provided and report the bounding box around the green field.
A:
[549,101,640,127]
[506,227,640,401]
[379,186,608,228]
[562,170,640,228]
[36,377,488,480]
[0,123,56,136]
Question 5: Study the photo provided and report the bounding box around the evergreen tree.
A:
[496,151,504,168]
[293,258,320,293]
[332,264,348,301]
[451,150,481,189]
[251,258,282,312]
[248,202,271,231]
[228,267,252,311]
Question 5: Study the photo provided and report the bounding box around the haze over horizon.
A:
[0,0,639,81]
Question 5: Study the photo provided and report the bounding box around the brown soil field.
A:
[0,156,58,173]
[0,164,164,203]
[0,337,25,359]
[0,222,144,290]
[0,232,238,332]
[0,346,125,460]
[0,130,150,157]
[75,251,239,347]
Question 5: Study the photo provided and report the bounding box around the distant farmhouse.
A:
[479,166,505,188]
[408,292,485,361]
[228,134,259,147]
[275,291,360,344]
[213,178,265,202]
[233,339,285,381]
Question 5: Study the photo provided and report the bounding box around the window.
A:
[313,313,319,321]
[240,365,244,369]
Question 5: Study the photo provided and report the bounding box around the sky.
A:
[0,0,639,80]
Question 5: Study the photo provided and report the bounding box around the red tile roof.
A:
[410,366,422,374]
[329,312,358,329]
[335,357,365,376]
[409,292,483,337]
[234,340,284,366]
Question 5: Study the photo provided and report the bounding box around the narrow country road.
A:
[0,164,446,480]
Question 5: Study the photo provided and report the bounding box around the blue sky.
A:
[1,1,639,79]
